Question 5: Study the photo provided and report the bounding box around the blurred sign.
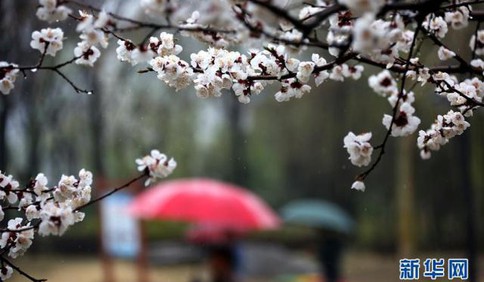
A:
[100,192,140,258]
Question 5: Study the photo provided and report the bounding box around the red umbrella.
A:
[128,178,280,230]
[185,223,247,244]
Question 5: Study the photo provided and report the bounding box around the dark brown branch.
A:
[357,24,423,181]
[64,0,236,35]
[247,0,307,32]
[379,0,445,17]
[1,54,93,94]
[53,69,92,94]
[431,75,484,107]
[470,10,484,21]
[303,4,345,36]
[74,172,147,211]
[234,5,329,49]
[422,27,471,69]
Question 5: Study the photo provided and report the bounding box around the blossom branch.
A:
[356,24,423,182]
[74,172,147,212]
[64,0,236,35]
[2,53,93,94]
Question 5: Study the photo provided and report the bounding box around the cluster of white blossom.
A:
[36,0,71,23]
[1,170,91,239]
[0,169,90,280]
[0,263,13,281]
[417,110,470,159]
[352,14,412,65]
[136,150,177,186]
[343,132,373,192]
[338,0,479,190]
[30,27,64,57]
[343,132,373,168]
[0,62,18,94]
[74,11,113,66]
[423,16,449,38]
[147,40,364,103]
[117,32,182,67]
[382,90,421,137]
[0,149,175,280]
[2,0,484,196]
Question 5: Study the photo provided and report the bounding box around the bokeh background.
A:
[1,1,484,281]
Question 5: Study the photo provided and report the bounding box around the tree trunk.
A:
[461,132,477,282]
[396,136,415,257]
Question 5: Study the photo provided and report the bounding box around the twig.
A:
[1,257,47,282]
[357,24,423,181]
[74,172,147,211]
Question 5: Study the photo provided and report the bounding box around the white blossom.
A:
[445,6,470,30]
[471,59,484,70]
[469,30,484,56]
[36,0,71,23]
[94,10,113,29]
[312,54,329,86]
[116,40,136,64]
[437,46,456,61]
[351,180,366,192]
[0,62,19,95]
[38,202,77,236]
[423,16,448,38]
[369,70,397,97]
[30,28,64,57]
[0,265,13,281]
[136,150,177,186]
[25,205,40,221]
[151,32,183,56]
[0,218,35,258]
[382,102,421,137]
[0,172,19,204]
[74,41,101,66]
[330,65,346,81]
[33,173,49,197]
[343,132,373,167]
[274,78,311,102]
[296,62,315,83]
[131,48,156,65]
[76,11,95,33]
[80,29,108,48]
[150,55,194,91]
[299,6,324,20]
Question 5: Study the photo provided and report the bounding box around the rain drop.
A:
[87,91,93,95]
[31,68,37,73]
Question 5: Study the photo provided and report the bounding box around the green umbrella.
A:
[280,199,355,234]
